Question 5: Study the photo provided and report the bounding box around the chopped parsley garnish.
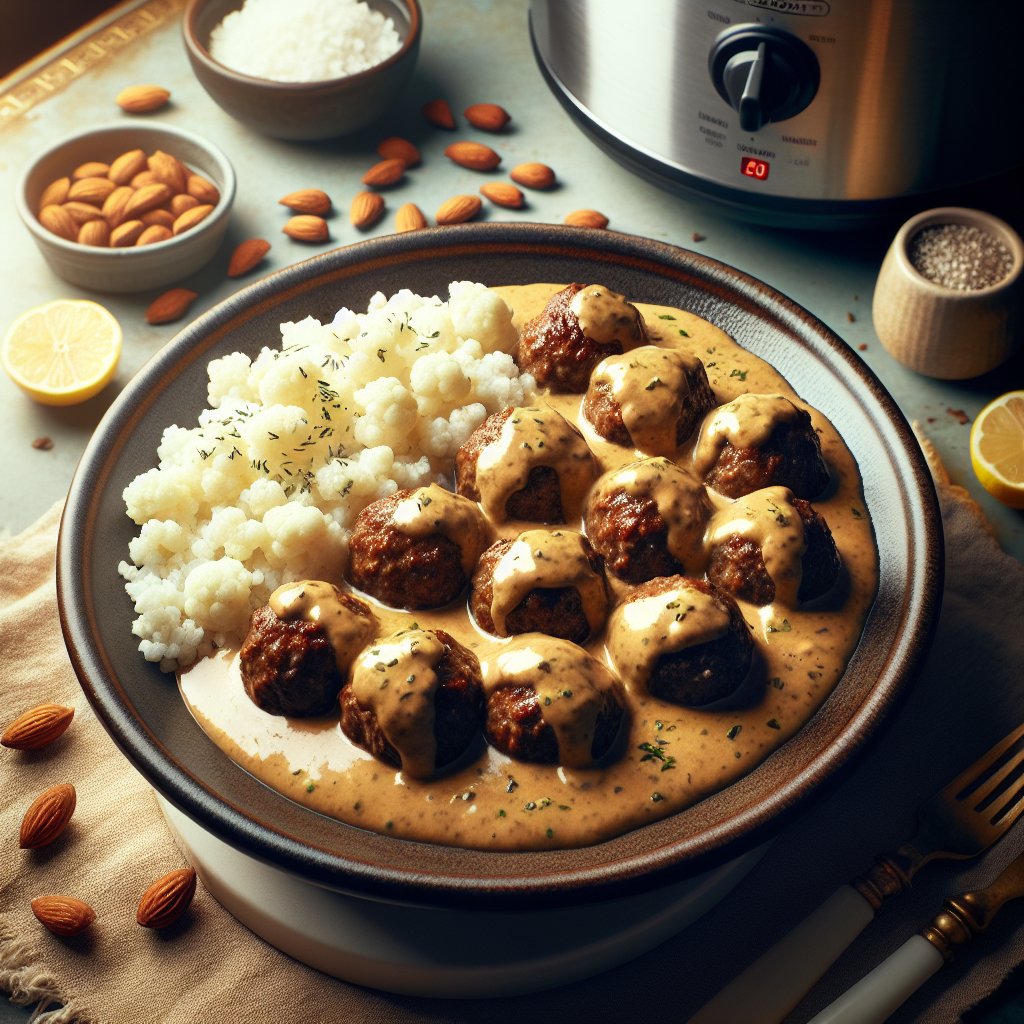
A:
[638,741,677,771]
[726,724,742,740]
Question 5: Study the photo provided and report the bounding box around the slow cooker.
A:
[529,0,1024,228]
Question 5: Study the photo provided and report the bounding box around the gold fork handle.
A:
[687,885,876,1024]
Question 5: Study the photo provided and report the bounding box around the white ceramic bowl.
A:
[17,122,236,294]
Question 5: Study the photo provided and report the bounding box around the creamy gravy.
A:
[569,284,646,347]
[180,284,878,851]
[392,484,485,574]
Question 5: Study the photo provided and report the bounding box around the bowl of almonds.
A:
[17,122,235,293]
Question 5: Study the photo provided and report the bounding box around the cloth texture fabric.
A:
[1,459,1022,1024]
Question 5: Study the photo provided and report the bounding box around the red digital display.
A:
[740,157,770,181]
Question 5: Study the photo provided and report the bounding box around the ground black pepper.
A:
[908,224,1013,291]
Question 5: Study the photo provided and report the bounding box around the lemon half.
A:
[970,391,1024,509]
[2,299,122,406]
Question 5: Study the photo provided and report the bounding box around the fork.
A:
[688,722,1024,1024]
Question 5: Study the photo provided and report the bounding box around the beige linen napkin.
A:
[2,460,1022,1023]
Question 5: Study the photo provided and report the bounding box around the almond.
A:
[278,188,332,216]
[102,186,135,227]
[140,208,175,229]
[422,98,456,130]
[564,208,609,229]
[479,181,524,209]
[283,215,329,242]
[186,174,220,206]
[131,170,157,189]
[72,160,110,180]
[444,141,501,172]
[394,203,428,232]
[116,84,170,114]
[136,867,197,929]
[464,102,510,132]
[170,193,200,217]
[146,288,198,325]
[61,201,104,226]
[123,182,173,220]
[435,194,482,225]
[510,162,556,190]
[20,783,76,849]
[39,177,71,210]
[67,176,117,205]
[137,224,172,246]
[227,238,271,278]
[2,703,74,750]
[350,191,385,230]
[361,159,405,188]
[148,150,188,194]
[172,204,214,235]
[110,219,146,247]
[108,148,147,185]
[78,220,111,247]
[39,204,77,241]
[31,895,96,937]
[376,136,421,168]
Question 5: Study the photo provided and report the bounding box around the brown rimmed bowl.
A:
[183,0,421,140]
[57,223,942,912]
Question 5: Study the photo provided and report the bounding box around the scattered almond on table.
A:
[2,703,74,750]
[350,191,385,230]
[479,182,524,209]
[19,783,76,849]
[283,214,329,243]
[228,238,271,278]
[278,188,332,216]
[136,867,198,929]
[362,159,406,188]
[377,137,421,168]
[421,98,456,129]
[395,203,427,232]
[463,102,510,132]
[145,288,198,325]
[31,895,96,937]
[510,162,556,189]
[564,209,609,229]
[436,195,482,225]
[115,84,170,114]
[444,141,501,171]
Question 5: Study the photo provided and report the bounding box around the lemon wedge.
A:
[970,391,1024,509]
[2,299,122,406]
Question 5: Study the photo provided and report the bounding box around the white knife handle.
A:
[689,885,876,1024]
[806,934,945,1024]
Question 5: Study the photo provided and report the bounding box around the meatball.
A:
[347,484,487,610]
[694,393,830,499]
[583,346,715,455]
[470,529,609,643]
[584,458,711,584]
[517,283,647,393]
[240,581,377,717]
[484,636,625,767]
[340,627,484,779]
[607,576,754,708]
[706,487,841,606]
[455,405,597,524]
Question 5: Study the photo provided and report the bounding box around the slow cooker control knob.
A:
[708,25,820,133]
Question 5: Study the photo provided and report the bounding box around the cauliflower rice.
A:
[119,283,535,671]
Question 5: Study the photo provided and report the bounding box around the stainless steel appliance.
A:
[529,0,1024,228]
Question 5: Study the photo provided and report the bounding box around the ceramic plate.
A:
[57,224,942,909]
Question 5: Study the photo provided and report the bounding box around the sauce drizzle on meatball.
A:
[694,394,802,475]
[569,284,647,347]
[391,484,487,574]
[474,405,595,524]
[490,529,608,638]
[589,347,708,456]
[269,580,377,673]
[349,627,446,779]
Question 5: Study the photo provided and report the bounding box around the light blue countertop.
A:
[1,0,1020,561]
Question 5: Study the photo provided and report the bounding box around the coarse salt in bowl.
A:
[183,0,421,141]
